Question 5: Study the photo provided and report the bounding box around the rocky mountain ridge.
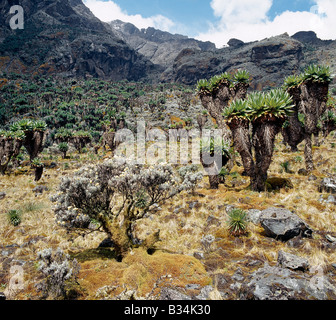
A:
[0,0,335,89]
[0,0,156,80]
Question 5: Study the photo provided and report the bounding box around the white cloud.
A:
[197,0,336,48]
[83,0,175,32]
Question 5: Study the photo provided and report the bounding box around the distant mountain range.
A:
[0,0,335,89]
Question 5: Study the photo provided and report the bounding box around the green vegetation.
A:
[227,208,249,237]
[7,209,22,227]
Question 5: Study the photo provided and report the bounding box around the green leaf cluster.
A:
[196,69,251,94]
[227,208,248,237]
[283,64,332,89]
[224,89,294,122]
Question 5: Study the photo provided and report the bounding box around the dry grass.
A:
[1,134,336,299]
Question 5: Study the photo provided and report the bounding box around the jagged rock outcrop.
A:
[110,20,216,67]
[1,0,335,88]
[160,34,304,87]
[0,0,156,80]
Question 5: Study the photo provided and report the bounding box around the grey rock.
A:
[327,195,336,203]
[260,207,313,241]
[246,209,262,224]
[0,192,6,200]
[319,177,336,194]
[277,251,309,272]
[193,252,204,260]
[195,285,214,300]
[32,185,49,194]
[185,284,201,290]
[240,263,336,300]
[326,234,336,243]
[160,288,192,300]
[232,268,245,282]
[227,38,245,48]
[298,168,308,176]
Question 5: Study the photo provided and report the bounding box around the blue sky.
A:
[84,0,336,47]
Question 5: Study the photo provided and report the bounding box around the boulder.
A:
[227,38,245,48]
[319,177,336,194]
[277,251,309,272]
[240,263,336,300]
[260,207,313,241]
[246,209,262,224]
[160,288,191,300]
[32,185,49,194]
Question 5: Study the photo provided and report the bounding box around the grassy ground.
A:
[1,135,336,300]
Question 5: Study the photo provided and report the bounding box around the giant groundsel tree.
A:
[197,70,250,134]
[224,89,294,192]
[283,65,333,171]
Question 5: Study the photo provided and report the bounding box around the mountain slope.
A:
[112,19,336,89]
[110,20,216,67]
[0,0,335,89]
[0,0,155,80]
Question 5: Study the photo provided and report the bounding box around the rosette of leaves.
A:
[249,89,294,122]
[283,74,303,89]
[232,69,251,85]
[7,209,22,227]
[196,79,211,95]
[200,136,231,189]
[31,158,44,181]
[31,157,43,168]
[208,72,232,92]
[55,128,73,142]
[227,208,248,237]
[223,99,251,124]
[200,136,230,159]
[11,119,34,132]
[302,64,332,84]
[32,120,47,132]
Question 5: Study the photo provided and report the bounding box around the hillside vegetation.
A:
[1,66,336,301]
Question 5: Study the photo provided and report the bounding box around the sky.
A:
[83,0,336,48]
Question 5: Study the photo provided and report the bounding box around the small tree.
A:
[0,130,24,175]
[197,70,250,133]
[200,136,231,189]
[51,160,201,260]
[283,65,332,171]
[31,157,44,182]
[58,142,69,159]
[10,119,48,161]
[71,130,92,153]
[224,89,294,192]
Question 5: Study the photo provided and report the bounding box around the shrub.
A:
[36,248,80,300]
[51,160,200,258]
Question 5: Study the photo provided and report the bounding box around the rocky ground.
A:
[1,132,336,300]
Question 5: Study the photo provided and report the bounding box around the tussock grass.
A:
[1,133,336,299]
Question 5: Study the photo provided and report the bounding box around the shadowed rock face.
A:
[160,34,304,86]
[260,207,313,241]
[1,0,335,88]
[0,0,156,81]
